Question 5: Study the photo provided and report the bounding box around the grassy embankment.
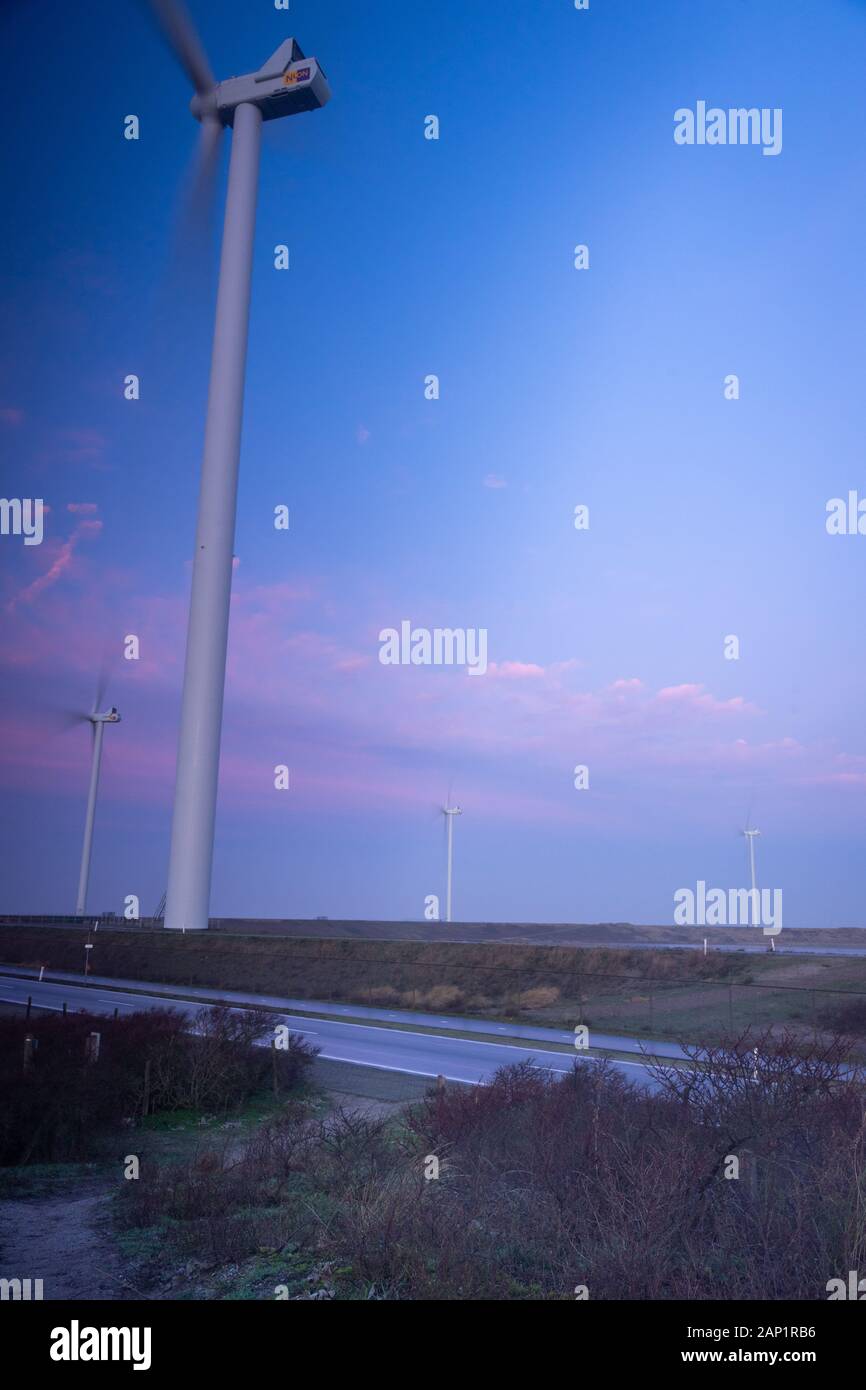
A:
[2,924,866,1042]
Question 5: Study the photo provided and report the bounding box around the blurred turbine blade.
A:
[62,710,90,731]
[143,0,215,96]
[38,705,89,735]
[182,114,223,238]
[195,115,223,205]
[161,113,223,335]
[92,646,112,715]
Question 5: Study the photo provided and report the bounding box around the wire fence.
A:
[234,959,866,1039]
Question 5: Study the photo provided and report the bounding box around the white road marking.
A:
[8,984,655,1075]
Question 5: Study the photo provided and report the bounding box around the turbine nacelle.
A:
[89,707,121,725]
[190,40,331,128]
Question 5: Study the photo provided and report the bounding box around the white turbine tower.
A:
[75,695,121,917]
[144,2,331,931]
[741,825,762,928]
[441,802,463,924]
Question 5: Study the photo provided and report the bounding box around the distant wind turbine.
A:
[741,824,762,928]
[441,799,463,923]
[74,673,121,916]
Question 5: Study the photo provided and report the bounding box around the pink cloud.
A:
[4,511,103,612]
[0,407,24,426]
[804,751,866,788]
[483,473,507,489]
[654,683,759,716]
[487,661,545,679]
[608,677,644,693]
[49,427,109,467]
[0,556,860,832]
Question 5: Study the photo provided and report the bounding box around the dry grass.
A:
[3,927,866,1042]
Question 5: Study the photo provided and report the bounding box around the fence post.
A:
[728,985,734,1033]
[23,1034,35,1076]
[25,995,31,1021]
[142,1058,151,1118]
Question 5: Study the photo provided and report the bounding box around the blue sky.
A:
[1,0,865,927]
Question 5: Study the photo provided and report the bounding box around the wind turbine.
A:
[741,825,762,928]
[75,686,121,918]
[441,800,463,924]
[143,2,332,931]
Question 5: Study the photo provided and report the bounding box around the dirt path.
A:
[0,1183,133,1301]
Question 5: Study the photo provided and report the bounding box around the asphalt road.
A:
[0,971,664,1090]
[0,965,686,1058]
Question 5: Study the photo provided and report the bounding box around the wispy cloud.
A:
[0,564,859,830]
[46,427,110,468]
[4,508,102,612]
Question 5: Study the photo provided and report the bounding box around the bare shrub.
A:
[0,1006,318,1164]
[115,1031,866,1300]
